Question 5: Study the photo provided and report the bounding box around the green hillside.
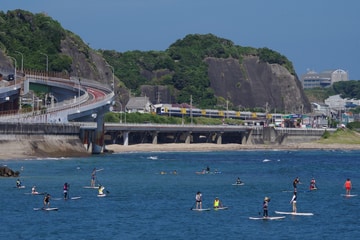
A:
[101,34,295,108]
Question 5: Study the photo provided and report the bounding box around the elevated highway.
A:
[0,73,114,153]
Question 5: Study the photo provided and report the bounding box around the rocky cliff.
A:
[205,56,311,112]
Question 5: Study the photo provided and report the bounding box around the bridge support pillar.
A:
[123,131,129,146]
[216,132,223,144]
[92,114,105,154]
[152,131,158,144]
[245,129,253,144]
[185,131,192,144]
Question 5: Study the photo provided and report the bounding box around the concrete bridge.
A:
[101,123,333,146]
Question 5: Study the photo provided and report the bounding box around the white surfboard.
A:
[232,183,245,186]
[83,186,99,189]
[33,207,59,211]
[24,192,45,195]
[70,196,81,200]
[53,196,81,201]
[15,186,26,189]
[275,211,313,216]
[214,206,228,210]
[97,194,106,197]
[249,216,285,220]
[341,194,357,197]
[191,208,211,211]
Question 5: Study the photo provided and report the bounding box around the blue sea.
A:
[1,149,359,240]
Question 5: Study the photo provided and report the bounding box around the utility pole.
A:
[190,95,193,125]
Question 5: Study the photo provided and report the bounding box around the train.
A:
[155,105,284,126]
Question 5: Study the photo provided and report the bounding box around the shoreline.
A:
[105,142,360,154]
[2,142,360,161]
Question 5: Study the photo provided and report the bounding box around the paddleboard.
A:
[341,194,357,197]
[275,211,313,216]
[232,183,245,186]
[53,196,81,201]
[191,208,211,211]
[249,216,285,220]
[15,186,26,189]
[70,196,81,200]
[97,194,106,197]
[214,207,228,210]
[83,186,99,189]
[33,207,59,211]
[24,192,45,195]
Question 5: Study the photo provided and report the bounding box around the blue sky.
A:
[2,0,360,79]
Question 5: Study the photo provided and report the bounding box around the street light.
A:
[15,51,24,73]
[40,52,48,72]
[117,102,123,123]
[116,101,126,124]
[106,64,115,91]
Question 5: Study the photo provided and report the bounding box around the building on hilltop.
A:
[300,69,348,89]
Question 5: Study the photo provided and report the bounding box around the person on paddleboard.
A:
[63,183,69,199]
[309,178,317,190]
[32,186,38,194]
[290,191,297,213]
[91,168,97,187]
[236,177,242,184]
[195,191,202,209]
[344,178,352,195]
[43,193,51,208]
[213,197,223,209]
[16,179,22,188]
[263,197,270,217]
[293,177,300,191]
[98,185,105,195]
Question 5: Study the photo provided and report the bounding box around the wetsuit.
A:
[63,183,69,199]
[263,200,269,217]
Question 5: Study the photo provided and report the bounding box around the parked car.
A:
[7,74,14,81]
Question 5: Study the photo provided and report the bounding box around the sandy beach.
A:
[1,141,359,161]
[105,142,360,153]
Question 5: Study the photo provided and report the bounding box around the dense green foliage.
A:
[347,121,360,131]
[0,9,72,72]
[332,80,360,99]
[258,48,295,75]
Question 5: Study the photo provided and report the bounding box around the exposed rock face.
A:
[205,56,311,112]
[0,166,20,177]
[60,36,114,85]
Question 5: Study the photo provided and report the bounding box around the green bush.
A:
[322,130,331,139]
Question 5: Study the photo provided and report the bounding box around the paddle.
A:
[190,202,196,210]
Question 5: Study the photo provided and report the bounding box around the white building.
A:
[125,96,154,113]
[301,69,348,89]
[325,94,360,110]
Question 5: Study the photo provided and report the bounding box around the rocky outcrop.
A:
[0,166,20,177]
[205,56,311,112]
[0,135,90,160]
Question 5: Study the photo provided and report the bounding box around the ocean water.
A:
[1,149,359,240]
